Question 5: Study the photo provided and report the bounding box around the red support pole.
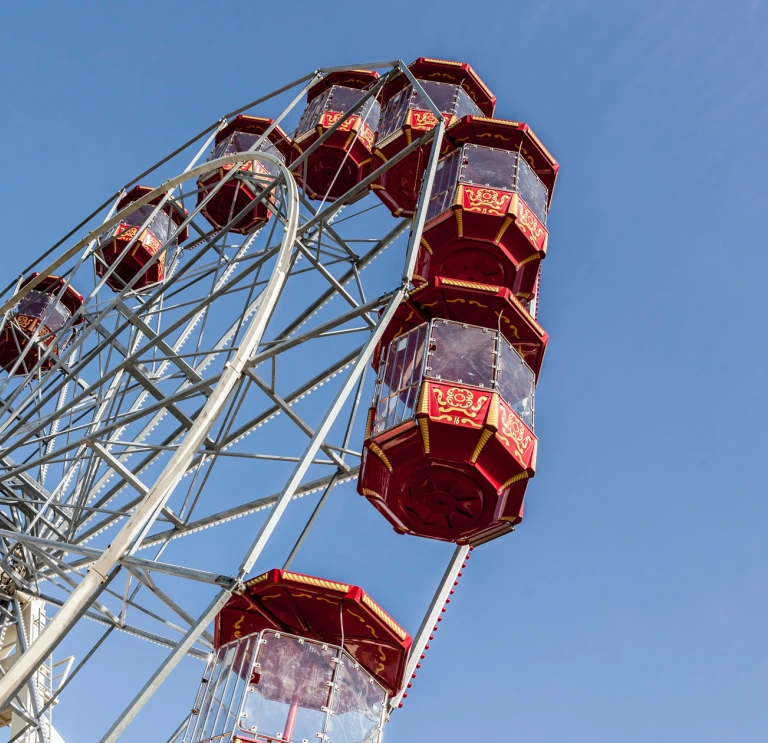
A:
[282,700,300,742]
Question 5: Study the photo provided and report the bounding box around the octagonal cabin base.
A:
[359,384,536,545]
[373,277,548,378]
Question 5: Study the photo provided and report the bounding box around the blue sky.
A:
[2,1,768,741]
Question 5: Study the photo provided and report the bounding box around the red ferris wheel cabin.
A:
[359,319,537,545]
[94,186,188,292]
[417,116,559,300]
[197,115,292,235]
[290,70,381,202]
[0,274,83,375]
[371,57,496,217]
[215,568,411,696]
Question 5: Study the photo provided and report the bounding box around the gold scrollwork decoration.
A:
[432,387,489,418]
[412,111,439,129]
[516,202,545,245]
[496,405,533,467]
[464,188,512,214]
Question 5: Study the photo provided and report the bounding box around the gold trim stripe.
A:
[441,278,500,293]
[486,393,499,430]
[361,487,382,499]
[420,237,433,254]
[526,128,557,166]
[246,572,270,587]
[417,383,430,415]
[418,58,496,101]
[517,250,546,267]
[422,58,462,67]
[495,216,513,244]
[499,471,530,490]
[473,116,521,127]
[455,209,464,237]
[362,594,408,640]
[369,442,393,472]
[504,292,546,334]
[283,572,350,594]
[364,408,373,441]
[470,429,494,464]
[418,417,430,454]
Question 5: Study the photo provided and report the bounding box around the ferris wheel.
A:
[0,57,558,742]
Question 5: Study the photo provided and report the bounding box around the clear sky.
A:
[1,1,768,741]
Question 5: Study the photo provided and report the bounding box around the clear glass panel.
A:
[185,647,225,742]
[15,291,71,335]
[200,643,238,740]
[459,145,517,191]
[239,633,335,743]
[427,320,495,388]
[497,340,535,428]
[372,323,427,435]
[516,157,548,224]
[233,131,260,153]
[186,635,259,743]
[325,86,381,128]
[147,210,172,243]
[378,81,482,142]
[411,80,458,113]
[377,87,411,140]
[425,148,461,221]
[457,145,549,223]
[453,86,483,118]
[328,653,386,743]
[295,90,329,137]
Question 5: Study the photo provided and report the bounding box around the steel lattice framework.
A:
[0,61,469,742]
